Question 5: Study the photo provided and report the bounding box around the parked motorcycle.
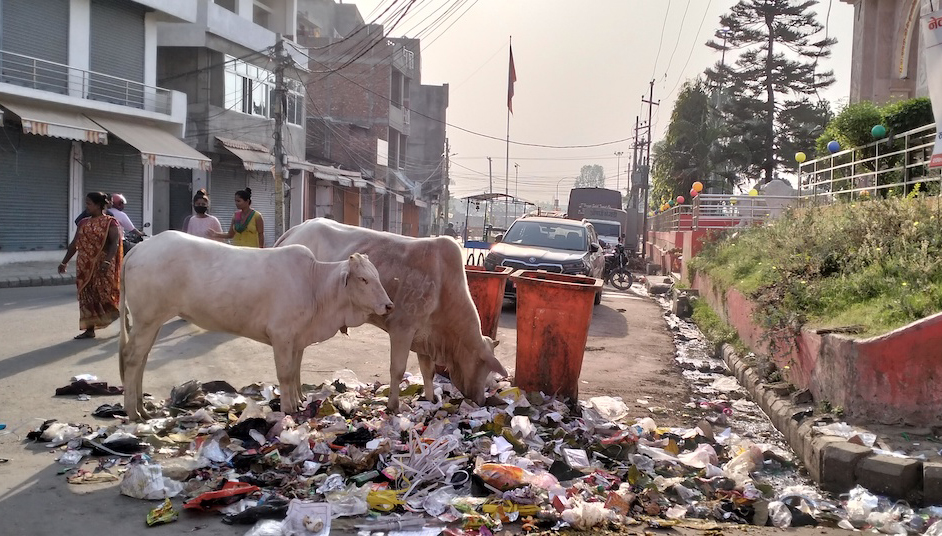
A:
[602,242,634,290]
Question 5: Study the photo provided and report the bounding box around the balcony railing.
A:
[0,50,172,115]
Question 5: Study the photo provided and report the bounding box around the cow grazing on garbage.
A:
[118,231,393,420]
[275,218,507,410]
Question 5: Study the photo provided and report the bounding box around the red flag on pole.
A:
[508,45,517,114]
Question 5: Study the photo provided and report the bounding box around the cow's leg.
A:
[387,328,417,412]
[121,322,161,421]
[417,353,439,404]
[291,348,305,410]
[273,341,300,414]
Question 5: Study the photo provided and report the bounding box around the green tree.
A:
[652,80,716,201]
[706,0,836,183]
[573,164,606,188]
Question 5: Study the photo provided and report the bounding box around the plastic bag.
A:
[844,485,880,523]
[475,463,531,491]
[677,444,718,469]
[422,486,458,517]
[769,501,792,528]
[120,462,184,500]
[325,484,369,518]
[41,422,82,444]
[722,445,763,485]
[560,499,617,530]
[282,500,331,536]
[146,498,179,527]
[925,520,942,536]
[243,520,284,536]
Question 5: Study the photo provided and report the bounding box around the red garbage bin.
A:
[510,270,603,400]
[464,265,513,339]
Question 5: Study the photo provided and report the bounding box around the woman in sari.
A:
[207,187,265,247]
[59,192,123,339]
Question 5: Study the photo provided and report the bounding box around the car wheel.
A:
[594,289,602,305]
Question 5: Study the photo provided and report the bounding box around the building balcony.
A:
[0,50,186,130]
[388,104,411,136]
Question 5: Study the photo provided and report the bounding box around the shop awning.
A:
[412,198,428,208]
[287,156,315,172]
[312,163,361,187]
[0,100,107,143]
[216,136,272,172]
[352,178,367,188]
[88,115,211,170]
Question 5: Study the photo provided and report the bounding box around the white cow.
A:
[118,231,393,420]
[275,219,507,411]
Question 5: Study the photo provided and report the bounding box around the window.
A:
[223,56,305,125]
[391,70,402,108]
[504,221,587,251]
[253,4,270,29]
[215,0,236,13]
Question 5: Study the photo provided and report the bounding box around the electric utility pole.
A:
[640,79,659,259]
[272,35,289,237]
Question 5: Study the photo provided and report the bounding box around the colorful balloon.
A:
[827,140,840,153]
[690,189,697,198]
[692,181,704,192]
[668,200,676,207]
[677,196,685,204]
[748,189,758,197]
[871,125,887,139]
[795,152,806,163]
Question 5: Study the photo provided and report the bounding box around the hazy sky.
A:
[343,0,854,206]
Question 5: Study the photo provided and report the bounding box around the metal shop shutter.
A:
[0,128,70,251]
[247,171,278,246]
[209,163,247,226]
[89,0,145,106]
[1,0,70,94]
[83,142,143,228]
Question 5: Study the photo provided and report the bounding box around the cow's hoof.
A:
[386,400,404,413]
[422,393,440,405]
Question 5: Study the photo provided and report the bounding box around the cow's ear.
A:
[483,352,507,376]
[341,266,350,286]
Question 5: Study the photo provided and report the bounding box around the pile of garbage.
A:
[27,372,942,534]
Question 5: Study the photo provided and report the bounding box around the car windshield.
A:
[591,222,620,237]
[503,221,587,251]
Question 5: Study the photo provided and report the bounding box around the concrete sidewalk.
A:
[0,260,75,288]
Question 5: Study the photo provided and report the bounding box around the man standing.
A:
[443,222,458,238]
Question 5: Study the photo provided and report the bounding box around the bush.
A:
[882,97,933,136]
[815,101,882,156]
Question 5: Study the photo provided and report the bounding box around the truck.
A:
[566,188,640,252]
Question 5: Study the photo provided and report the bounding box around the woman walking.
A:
[208,187,264,247]
[59,192,123,339]
[183,188,223,239]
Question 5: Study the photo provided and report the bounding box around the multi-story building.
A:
[298,3,447,236]
[0,0,209,261]
[156,0,308,245]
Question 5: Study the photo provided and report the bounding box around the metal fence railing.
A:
[799,122,942,204]
[0,50,173,115]
[652,122,942,232]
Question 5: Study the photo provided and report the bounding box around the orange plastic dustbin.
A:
[465,265,514,339]
[510,270,603,400]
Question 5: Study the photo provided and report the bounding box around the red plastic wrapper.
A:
[183,480,260,510]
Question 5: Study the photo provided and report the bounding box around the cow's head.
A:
[343,253,394,316]
[450,336,506,405]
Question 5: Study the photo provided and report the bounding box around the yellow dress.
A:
[231,210,260,247]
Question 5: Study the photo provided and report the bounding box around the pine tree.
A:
[705,0,835,184]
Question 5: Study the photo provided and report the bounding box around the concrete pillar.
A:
[143,164,155,232]
[68,0,91,99]
[289,171,305,228]
[69,142,84,240]
[143,11,158,112]
[152,167,170,234]
[236,0,254,20]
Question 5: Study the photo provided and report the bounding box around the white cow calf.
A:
[118,231,393,420]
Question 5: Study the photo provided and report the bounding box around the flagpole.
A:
[505,36,512,230]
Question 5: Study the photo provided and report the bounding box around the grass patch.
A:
[689,196,942,337]
[691,299,748,354]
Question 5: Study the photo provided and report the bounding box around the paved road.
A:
[0,284,839,535]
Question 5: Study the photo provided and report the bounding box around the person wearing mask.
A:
[59,192,123,340]
[183,188,223,239]
[207,188,265,247]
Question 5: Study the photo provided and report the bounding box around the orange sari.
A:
[75,215,122,330]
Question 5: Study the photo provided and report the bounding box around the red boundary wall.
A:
[692,269,942,426]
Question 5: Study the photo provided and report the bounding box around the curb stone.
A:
[0,274,74,289]
[720,343,925,501]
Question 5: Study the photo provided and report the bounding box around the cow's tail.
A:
[118,256,129,384]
